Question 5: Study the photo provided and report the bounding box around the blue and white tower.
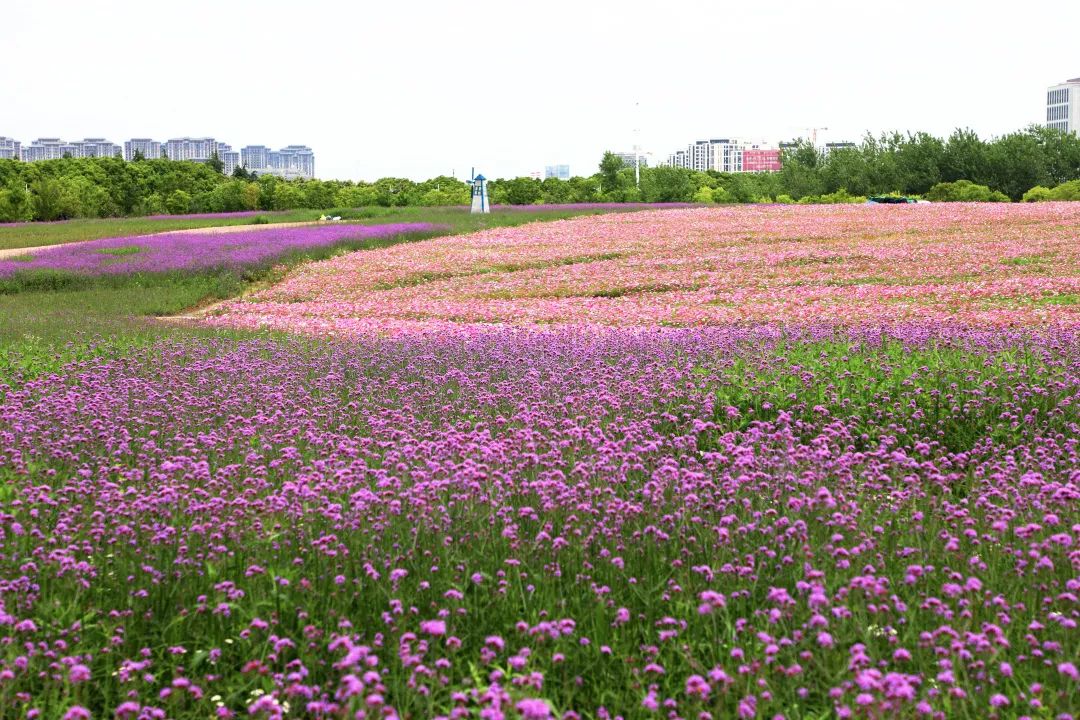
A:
[469,173,490,214]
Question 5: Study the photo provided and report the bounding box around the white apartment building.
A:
[217,143,240,176]
[8,134,312,176]
[613,152,647,169]
[20,138,78,161]
[269,145,315,179]
[164,137,219,162]
[243,144,315,179]
[823,141,857,156]
[1046,77,1080,134]
[667,139,747,172]
[75,138,121,158]
[124,138,162,160]
[240,145,269,173]
[0,137,19,160]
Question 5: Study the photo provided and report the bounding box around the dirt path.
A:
[0,220,325,260]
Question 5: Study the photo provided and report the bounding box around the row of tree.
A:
[2,125,1080,222]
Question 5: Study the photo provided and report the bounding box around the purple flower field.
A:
[0,223,438,278]
[492,203,696,212]
[0,324,1076,719]
[0,211,275,228]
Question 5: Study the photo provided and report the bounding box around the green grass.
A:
[704,337,1072,454]
[96,245,143,256]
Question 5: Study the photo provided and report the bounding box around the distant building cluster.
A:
[664,139,781,173]
[15,137,122,162]
[822,141,857,156]
[0,134,314,178]
[544,164,570,180]
[613,152,647,169]
[659,138,861,173]
[241,144,316,180]
[1046,77,1080,135]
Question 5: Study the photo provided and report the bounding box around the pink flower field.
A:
[2,203,1079,719]
[203,203,1080,335]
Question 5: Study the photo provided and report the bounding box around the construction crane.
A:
[804,127,828,146]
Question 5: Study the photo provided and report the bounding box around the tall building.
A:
[164,137,219,162]
[241,144,314,179]
[240,145,270,172]
[20,138,78,161]
[265,145,315,179]
[667,139,746,173]
[614,152,647,169]
[1046,77,1080,134]
[544,164,570,180]
[823,141,857,156]
[0,137,19,160]
[74,138,121,158]
[217,143,240,176]
[124,138,161,160]
[7,134,312,176]
[666,138,784,173]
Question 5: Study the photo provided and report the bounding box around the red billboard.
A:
[743,149,781,172]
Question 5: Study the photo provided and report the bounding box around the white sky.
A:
[3,0,1079,181]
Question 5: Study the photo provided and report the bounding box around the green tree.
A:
[641,166,693,202]
[894,132,944,194]
[776,140,825,199]
[599,152,624,194]
[207,151,225,175]
[0,182,32,222]
[502,177,544,205]
[941,129,990,185]
[30,178,65,221]
[165,189,192,214]
[335,184,379,208]
[986,132,1045,200]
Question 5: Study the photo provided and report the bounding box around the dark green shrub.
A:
[925,180,1009,202]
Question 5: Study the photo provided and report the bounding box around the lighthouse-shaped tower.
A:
[469,172,490,214]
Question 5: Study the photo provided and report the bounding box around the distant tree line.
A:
[3,125,1080,222]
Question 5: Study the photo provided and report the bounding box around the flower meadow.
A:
[0,223,437,279]
[2,326,1078,719]
[204,203,1080,335]
[1,204,1079,719]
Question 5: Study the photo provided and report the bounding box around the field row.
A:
[204,204,1080,334]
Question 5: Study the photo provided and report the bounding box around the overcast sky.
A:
[4,0,1079,181]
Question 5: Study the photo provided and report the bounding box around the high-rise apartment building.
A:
[667,139,748,173]
[0,137,19,160]
[124,138,162,160]
[665,138,786,173]
[240,145,270,173]
[269,145,315,179]
[544,164,571,180]
[823,141,857,156]
[75,138,121,158]
[613,152,647,169]
[242,145,315,179]
[1046,77,1080,134]
[217,143,240,176]
[20,138,78,162]
[6,134,313,176]
[164,137,219,162]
